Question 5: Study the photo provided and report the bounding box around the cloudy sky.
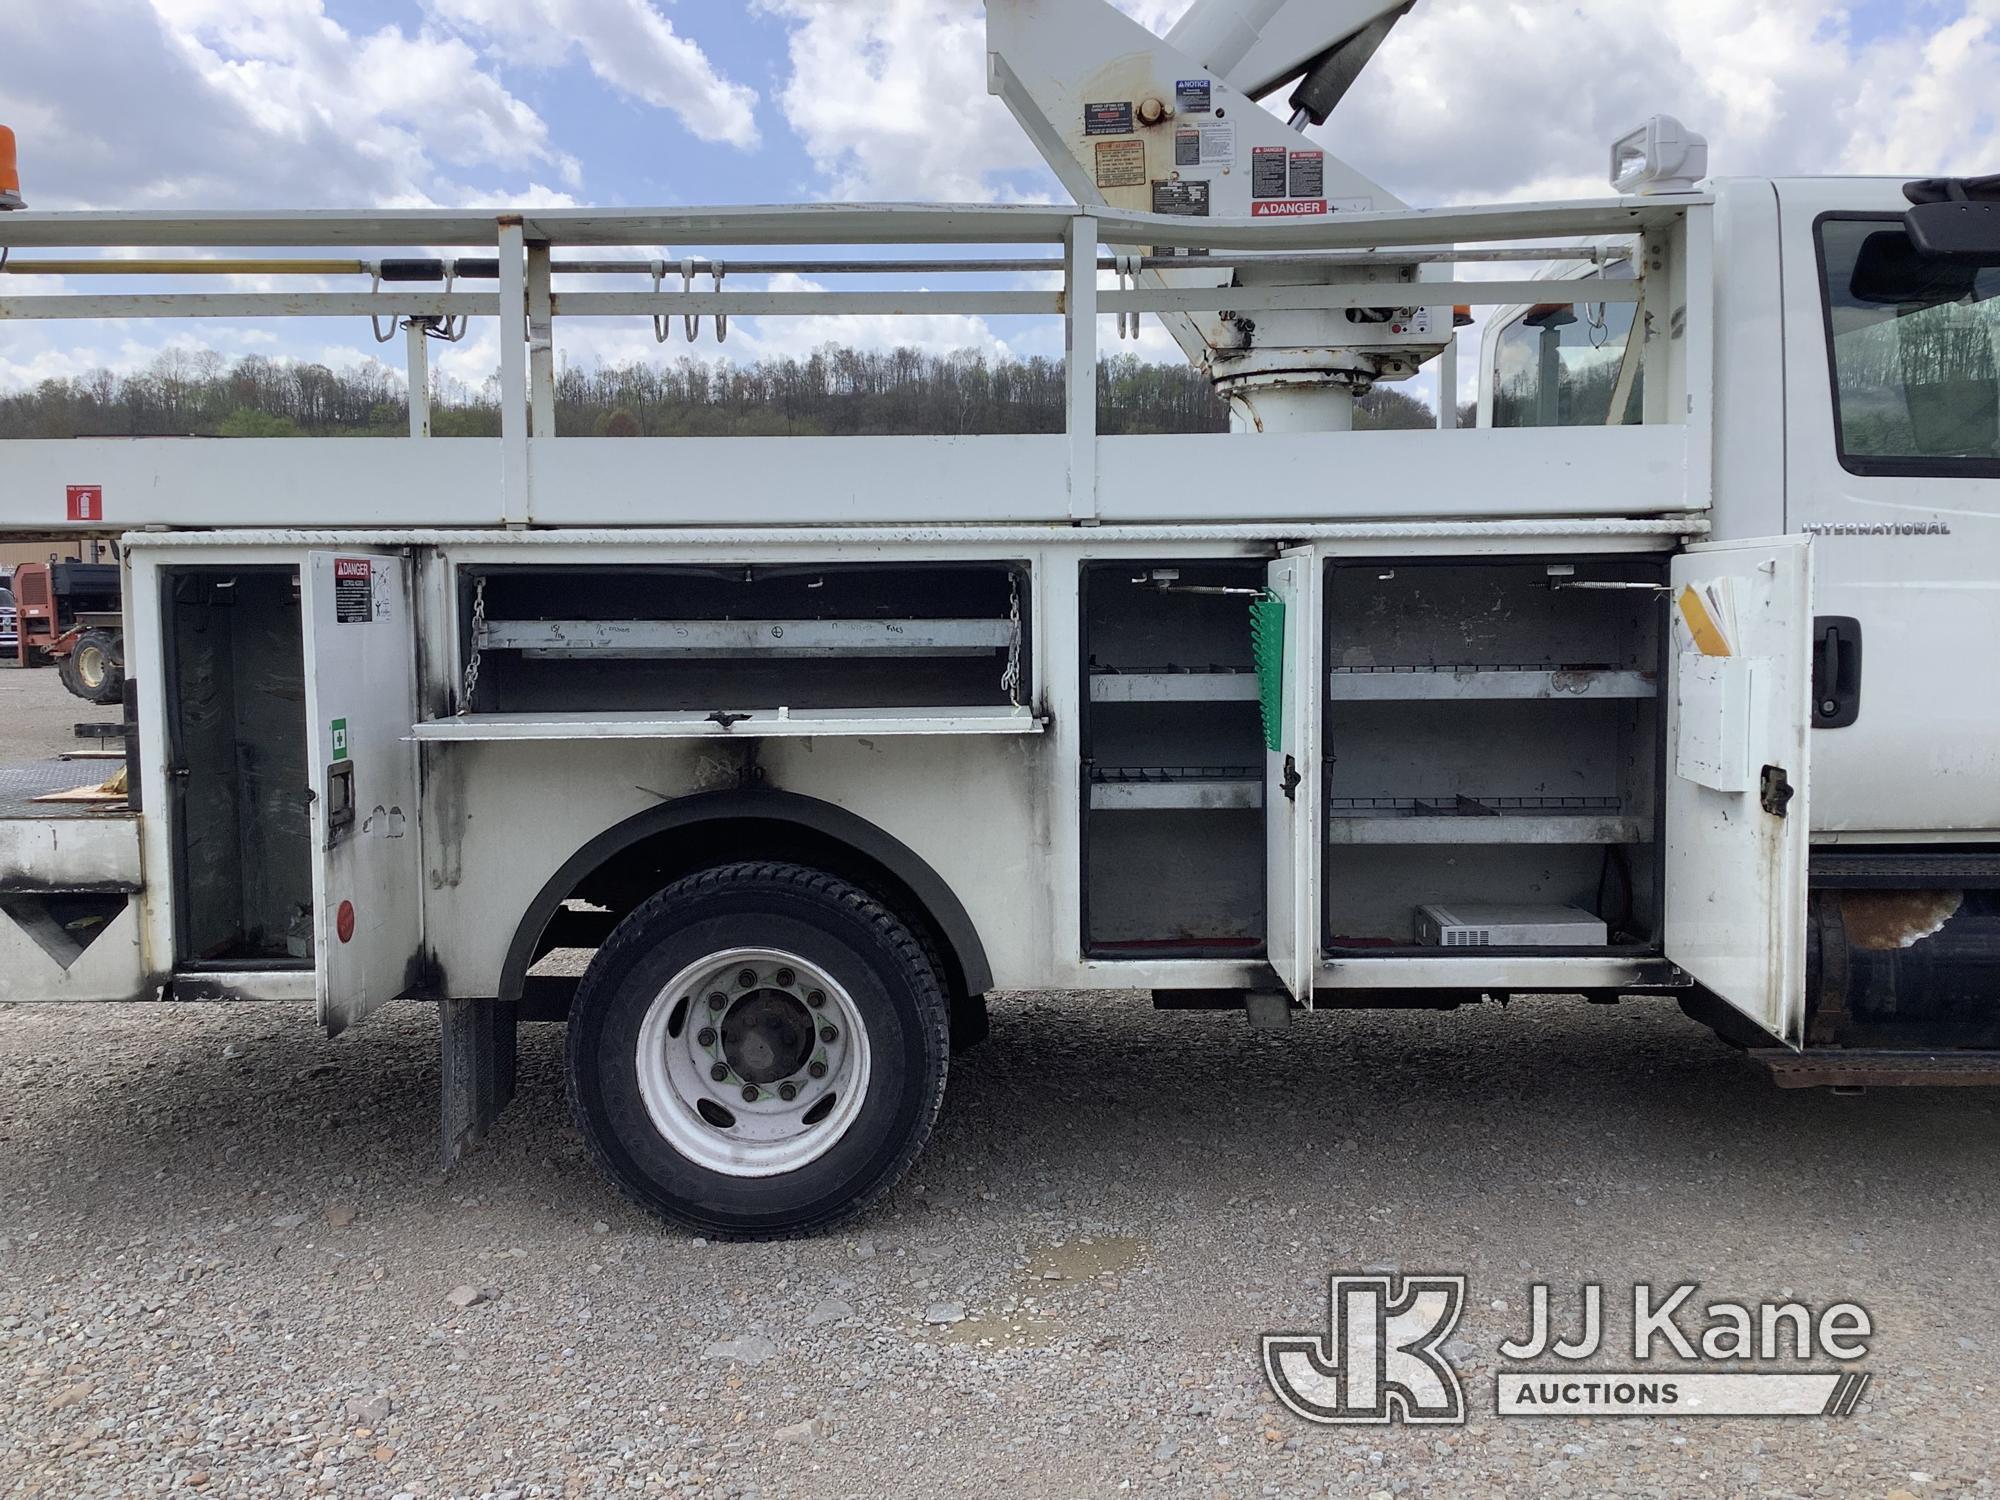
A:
[2,0,1996,403]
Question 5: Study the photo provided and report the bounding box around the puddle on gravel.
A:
[936,1312,1063,1349]
[1022,1235,1146,1289]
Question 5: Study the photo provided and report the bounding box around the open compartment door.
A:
[302,552,423,1036]
[1264,547,1323,1004]
[1665,537,1813,1046]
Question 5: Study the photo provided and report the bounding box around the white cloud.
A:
[425,0,760,149]
[0,0,579,210]
[756,0,2000,208]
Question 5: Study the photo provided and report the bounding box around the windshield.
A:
[1818,215,2000,475]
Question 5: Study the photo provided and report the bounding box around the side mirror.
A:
[1906,198,2000,263]
[1850,229,1978,305]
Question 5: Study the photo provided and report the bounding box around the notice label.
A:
[65,485,103,522]
[1252,147,1289,200]
[1084,101,1134,137]
[333,557,374,624]
[1151,179,1211,217]
[1095,138,1147,189]
[1289,149,1326,199]
[1176,78,1213,115]
[1198,123,1235,166]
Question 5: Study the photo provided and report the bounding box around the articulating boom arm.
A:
[1167,0,1414,126]
[985,0,1449,433]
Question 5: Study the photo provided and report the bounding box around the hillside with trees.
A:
[0,345,1444,439]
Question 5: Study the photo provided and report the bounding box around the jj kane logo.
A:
[1264,1276,1873,1425]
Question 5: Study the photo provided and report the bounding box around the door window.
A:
[1816,215,2000,476]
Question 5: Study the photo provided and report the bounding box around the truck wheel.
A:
[59,629,125,706]
[566,861,950,1238]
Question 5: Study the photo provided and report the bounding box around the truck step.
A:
[1750,1048,2000,1088]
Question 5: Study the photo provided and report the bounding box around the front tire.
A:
[566,861,950,1238]
[59,628,125,706]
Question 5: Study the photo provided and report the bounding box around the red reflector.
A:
[336,900,356,944]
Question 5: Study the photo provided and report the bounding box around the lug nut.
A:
[778,1082,798,1102]
[697,1026,717,1048]
[708,992,726,1012]
[710,1062,729,1082]
[819,1025,838,1044]
[775,967,796,987]
[806,988,825,1008]
[741,1085,760,1103]
[737,968,758,988]
[808,1060,827,1079]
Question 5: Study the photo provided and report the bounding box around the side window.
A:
[1817,216,2000,476]
[1490,272,1644,429]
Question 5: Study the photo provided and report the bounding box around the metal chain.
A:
[458,574,487,716]
[1001,575,1024,708]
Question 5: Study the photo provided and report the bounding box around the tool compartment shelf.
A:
[1081,562,1269,956]
[414,705,1045,742]
[455,562,1031,718]
[1322,558,1666,951]
[1326,665,1657,701]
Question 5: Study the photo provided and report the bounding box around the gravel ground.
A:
[6,663,2000,1498]
[0,661,119,766]
[3,995,1998,1500]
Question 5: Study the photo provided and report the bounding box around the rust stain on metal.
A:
[1838,889,1961,952]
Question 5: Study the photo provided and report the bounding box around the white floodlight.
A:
[1610,115,1709,196]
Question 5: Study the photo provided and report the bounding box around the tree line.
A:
[0,345,1446,439]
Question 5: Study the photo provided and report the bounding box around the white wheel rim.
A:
[634,946,872,1178]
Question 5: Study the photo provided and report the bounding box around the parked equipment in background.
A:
[11,561,125,705]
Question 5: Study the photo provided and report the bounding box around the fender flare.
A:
[497,788,994,1004]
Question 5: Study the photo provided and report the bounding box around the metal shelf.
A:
[1089,766,1262,811]
[477,617,1013,659]
[413,705,1045,743]
[1327,665,1656,702]
[1089,670,1260,704]
[1325,796,1648,845]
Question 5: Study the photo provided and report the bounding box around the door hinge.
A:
[1281,754,1302,802]
[1759,764,1794,818]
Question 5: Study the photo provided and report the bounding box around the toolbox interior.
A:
[162,568,313,969]
[1082,561,1268,957]
[1321,559,1666,953]
[460,563,1029,715]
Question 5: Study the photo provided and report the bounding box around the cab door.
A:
[301,551,422,1036]
[1264,547,1322,1004]
[1664,537,1813,1045]
[1779,182,2000,834]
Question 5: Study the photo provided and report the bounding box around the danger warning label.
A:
[1252,147,1289,200]
[1252,200,1330,218]
[334,558,375,624]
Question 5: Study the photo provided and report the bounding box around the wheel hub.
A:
[721,989,815,1084]
[634,946,870,1178]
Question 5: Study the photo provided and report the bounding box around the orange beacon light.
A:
[0,125,24,210]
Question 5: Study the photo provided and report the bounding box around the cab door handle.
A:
[1812,617,1862,729]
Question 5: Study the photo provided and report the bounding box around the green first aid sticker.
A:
[331,718,350,762]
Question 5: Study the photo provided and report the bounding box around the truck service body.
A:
[2,0,1997,1232]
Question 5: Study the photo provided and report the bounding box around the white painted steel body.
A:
[0,163,1987,1073]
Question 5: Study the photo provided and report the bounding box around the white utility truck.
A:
[1,0,1997,1236]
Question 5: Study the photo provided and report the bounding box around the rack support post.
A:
[1065,215,1100,525]
[497,216,531,527]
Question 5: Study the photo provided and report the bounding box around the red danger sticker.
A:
[66,485,103,522]
[334,558,373,580]
[1252,200,1329,218]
